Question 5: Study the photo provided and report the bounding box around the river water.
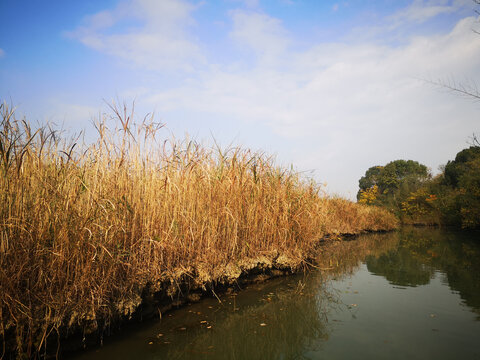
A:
[72,228,480,359]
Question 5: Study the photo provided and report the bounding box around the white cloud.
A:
[228,0,263,9]
[68,0,480,198]
[229,10,290,62]
[388,0,471,27]
[144,15,480,197]
[66,0,203,71]
[242,0,260,8]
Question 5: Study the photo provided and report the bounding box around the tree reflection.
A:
[365,248,433,287]
[365,227,480,318]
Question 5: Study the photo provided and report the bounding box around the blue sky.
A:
[1,0,479,198]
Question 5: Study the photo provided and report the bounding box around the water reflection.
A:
[159,279,330,360]
[365,228,480,316]
[365,247,434,287]
[73,229,480,359]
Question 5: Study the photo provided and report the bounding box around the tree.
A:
[358,160,429,198]
[357,160,430,214]
[440,146,480,228]
[358,184,378,205]
[444,146,480,187]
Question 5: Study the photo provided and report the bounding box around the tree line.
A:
[357,143,480,229]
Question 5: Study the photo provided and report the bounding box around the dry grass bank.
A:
[0,102,397,357]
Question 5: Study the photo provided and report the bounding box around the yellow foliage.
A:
[358,185,378,205]
[401,189,436,216]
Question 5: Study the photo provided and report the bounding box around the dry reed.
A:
[0,102,398,358]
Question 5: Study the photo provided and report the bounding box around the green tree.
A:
[357,160,430,213]
[439,146,480,228]
[444,146,480,187]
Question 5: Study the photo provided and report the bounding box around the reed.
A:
[0,102,397,357]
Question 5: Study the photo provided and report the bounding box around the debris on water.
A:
[148,342,153,345]
[156,333,164,338]
[260,323,267,326]
[207,326,212,329]
[200,320,208,324]
[430,314,437,318]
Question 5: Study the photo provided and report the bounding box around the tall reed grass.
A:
[0,102,397,357]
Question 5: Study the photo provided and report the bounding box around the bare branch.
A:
[423,78,480,101]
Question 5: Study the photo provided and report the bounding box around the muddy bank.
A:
[31,231,394,358]
[2,230,389,359]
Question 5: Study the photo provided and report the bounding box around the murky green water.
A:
[72,228,480,359]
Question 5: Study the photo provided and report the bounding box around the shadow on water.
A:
[72,229,480,359]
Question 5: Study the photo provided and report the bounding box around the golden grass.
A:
[0,102,398,357]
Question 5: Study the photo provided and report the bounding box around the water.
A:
[72,228,480,359]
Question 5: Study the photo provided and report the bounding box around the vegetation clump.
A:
[0,102,398,358]
[357,160,431,217]
[357,143,480,228]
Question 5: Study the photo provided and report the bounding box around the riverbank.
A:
[71,228,480,360]
[0,103,398,358]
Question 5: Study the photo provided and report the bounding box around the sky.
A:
[1,0,479,199]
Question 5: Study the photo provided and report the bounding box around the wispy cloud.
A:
[66,0,480,197]
[229,10,290,62]
[144,14,480,196]
[231,0,261,9]
[388,0,471,27]
[0,48,5,58]
[66,0,204,71]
